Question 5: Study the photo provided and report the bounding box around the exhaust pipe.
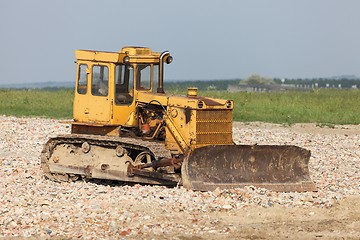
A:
[158,51,173,93]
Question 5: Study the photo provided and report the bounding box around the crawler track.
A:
[41,134,172,182]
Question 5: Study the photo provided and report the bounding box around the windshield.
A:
[136,64,160,93]
[152,65,159,93]
[136,64,151,90]
[115,64,162,104]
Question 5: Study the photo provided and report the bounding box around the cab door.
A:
[74,62,111,123]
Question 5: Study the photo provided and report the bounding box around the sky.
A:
[0,0,360,84]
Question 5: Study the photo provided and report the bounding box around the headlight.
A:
[165,55,173,64]
[123,56,130,63]
[226,100,232,108]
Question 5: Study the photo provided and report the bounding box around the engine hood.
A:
[136,92,233,110]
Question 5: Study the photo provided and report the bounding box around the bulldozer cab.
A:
[73,47,171,126]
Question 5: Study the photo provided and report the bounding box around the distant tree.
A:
[241,74,276,85]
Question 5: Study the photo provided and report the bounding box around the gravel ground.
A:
[1,116,359,239]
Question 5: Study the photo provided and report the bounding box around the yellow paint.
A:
[72,46,234,154]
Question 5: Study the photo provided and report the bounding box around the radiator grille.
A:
[196,110,233,145]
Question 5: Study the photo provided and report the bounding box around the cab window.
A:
[91,65,109,96]
[77,64,88,94]
[152,65,159,93]
[136,64,151,90]
[115,65,134,104]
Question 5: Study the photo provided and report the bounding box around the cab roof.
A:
[75,46,161,64]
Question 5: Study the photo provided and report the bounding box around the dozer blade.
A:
[181,145,316,192]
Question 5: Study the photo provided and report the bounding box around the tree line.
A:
[165,75,360,91]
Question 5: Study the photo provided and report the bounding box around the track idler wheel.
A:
[134,151,154,171]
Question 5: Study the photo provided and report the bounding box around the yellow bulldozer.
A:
[41,46,316,192]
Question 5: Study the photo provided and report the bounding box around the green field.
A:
[0,89,73,119]
[0,88,359,125]
[204,89,360,125]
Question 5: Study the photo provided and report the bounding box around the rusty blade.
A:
[181,145,316,192]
